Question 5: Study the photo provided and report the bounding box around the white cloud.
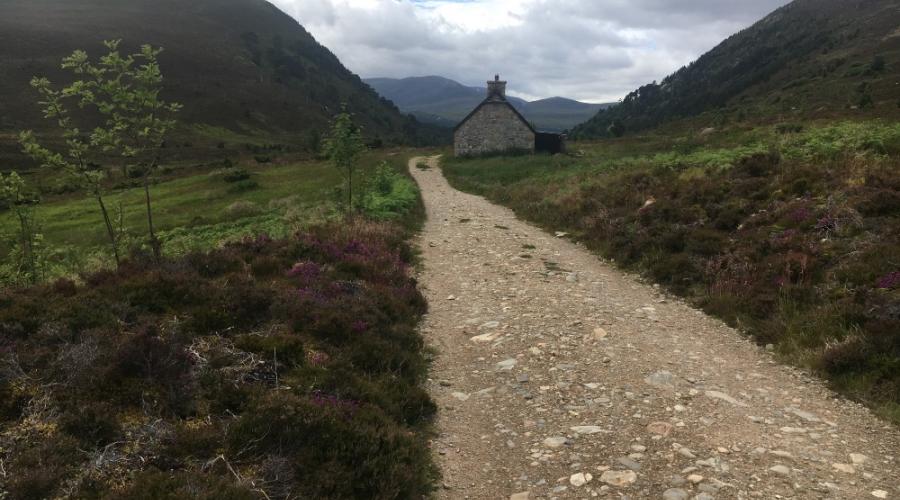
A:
[271,0,791,103]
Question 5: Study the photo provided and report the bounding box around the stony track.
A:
[409,156,900,500]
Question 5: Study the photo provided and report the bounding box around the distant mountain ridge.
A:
[572,0,900,138]
[365,76,612,132]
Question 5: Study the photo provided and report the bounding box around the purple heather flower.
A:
[876,271,900,290]
[308,351,330,367]
[288,261,322,282]
[815,215,838,234]
[309,390,360,418]
[788,207,812,224]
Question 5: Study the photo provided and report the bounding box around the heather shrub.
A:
[0,219,433,497]
[249,254,291,278]
[164,421,224,461]
[186,248,245,277]
[6,435,81,500]
[59,401,122,448]
[234,332,305,368]
[106,470,257,500]
[227,391,435,499]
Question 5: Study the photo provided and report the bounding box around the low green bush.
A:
[226,179,259,193]
[222,167,250,183]
[361,162,420,220]
[223,200,262,219]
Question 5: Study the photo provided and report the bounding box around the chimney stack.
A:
[487,74,507,100]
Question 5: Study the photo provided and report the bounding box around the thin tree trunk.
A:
[15,209,35,283]
[143,172,160,261]
[347,166,353,215]
[96,192,120,267]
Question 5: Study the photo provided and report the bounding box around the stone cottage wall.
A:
[454,102,535,156]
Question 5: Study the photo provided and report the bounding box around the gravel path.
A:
[410,156,900,500]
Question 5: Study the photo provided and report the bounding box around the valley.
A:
[0,0,898,498]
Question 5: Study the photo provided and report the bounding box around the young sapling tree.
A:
[0,172,43,284]
[323,112,366,215]
[20,40,180,265]
[63,40,181,260]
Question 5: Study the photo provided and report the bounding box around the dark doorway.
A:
[535,133,566,154]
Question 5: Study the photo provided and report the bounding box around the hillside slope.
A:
[572,0,900,138]
[366,76,611,132]
[0,0,439,166]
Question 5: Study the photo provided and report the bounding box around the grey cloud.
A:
[272,0,792,102]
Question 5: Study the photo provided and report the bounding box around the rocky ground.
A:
[409,156,900,500]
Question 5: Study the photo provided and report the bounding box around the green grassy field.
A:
[0,149,424,281]
[443,120,900,423]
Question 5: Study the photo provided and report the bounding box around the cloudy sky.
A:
[270,0,791,103]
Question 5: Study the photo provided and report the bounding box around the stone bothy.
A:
[454,75,565,157]
[454,75,536,157]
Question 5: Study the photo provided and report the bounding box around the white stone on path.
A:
[496,358,517,370]
[569,472,592,487]
[662,489,689,500]
[769,465,791,475]
[832,463,856,474]
[871,490,888,499]
[451,392,470,401]
[645,370,678,390]
[704,390,749,407]
[571,425,608,435]
[647,421,674,436]
[786,406,820,422]
[510,492,530,500]
[471,330,504,343]
[850,453,869,465]
[543,436,567,448]
[600,470,637,487]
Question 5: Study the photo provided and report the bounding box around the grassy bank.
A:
[443,121,900,422]
[0,150,422,283]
